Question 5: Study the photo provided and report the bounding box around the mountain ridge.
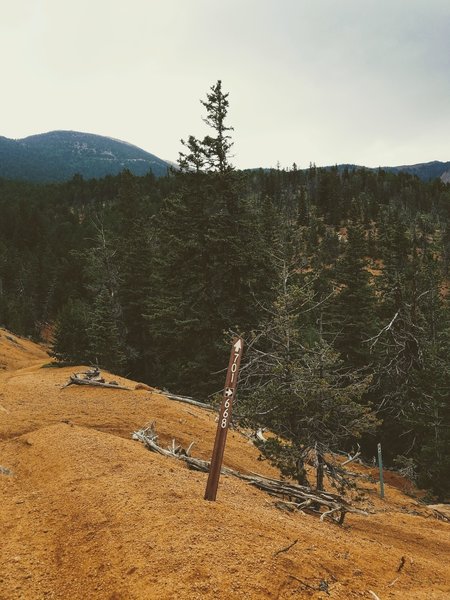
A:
[0,130,170,182]
[329,160,450,182]
[1,129,449,183]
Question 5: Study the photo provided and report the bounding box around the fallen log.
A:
[63,374,130,390]
[132,423,369,524]
[163,392,214,411]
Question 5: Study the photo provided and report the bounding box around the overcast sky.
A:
[1,0,449,169]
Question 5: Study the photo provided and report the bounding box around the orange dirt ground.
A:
[0,328,449,599]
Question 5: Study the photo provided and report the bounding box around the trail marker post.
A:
[204,337,244,501]
[377,443,385,499]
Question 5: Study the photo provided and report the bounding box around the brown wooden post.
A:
[204,337,244,501]
[377,443,385,499]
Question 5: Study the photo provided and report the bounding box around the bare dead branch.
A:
[364,310,400,349]
[342,445,361,466]
[163,392,214,411]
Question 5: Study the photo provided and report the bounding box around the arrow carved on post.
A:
[204,336,244,501]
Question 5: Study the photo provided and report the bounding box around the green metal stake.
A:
[377,443,385,499]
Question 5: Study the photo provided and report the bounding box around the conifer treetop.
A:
[179,80,234,174]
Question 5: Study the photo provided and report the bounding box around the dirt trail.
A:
[0,328,449,599]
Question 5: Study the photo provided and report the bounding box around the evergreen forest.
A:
[0,82,449,499]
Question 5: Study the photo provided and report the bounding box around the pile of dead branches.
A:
[132,422,369,524]
[62,368,130,390]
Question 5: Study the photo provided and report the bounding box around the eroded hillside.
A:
[0,329,448,599]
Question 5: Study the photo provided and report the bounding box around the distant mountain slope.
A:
[382,160,450,182]
[0,131,170,182]
[329,161,450,182]
[1,130,448,184]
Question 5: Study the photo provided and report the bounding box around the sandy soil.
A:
[0,328,449,599]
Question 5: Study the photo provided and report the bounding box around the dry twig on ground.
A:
[273,539,298,556]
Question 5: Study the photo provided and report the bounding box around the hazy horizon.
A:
[3,128,449,171]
